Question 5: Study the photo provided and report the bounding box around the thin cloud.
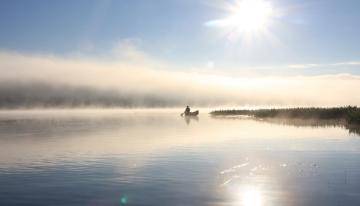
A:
[288,64,320,69]
[288,61,360,69]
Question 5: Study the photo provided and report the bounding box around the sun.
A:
[229,0,274,32]
[206,0,275,37]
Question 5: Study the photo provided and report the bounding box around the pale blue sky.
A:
[1,0,360,75]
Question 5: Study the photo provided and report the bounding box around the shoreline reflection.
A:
[211,115,360,136]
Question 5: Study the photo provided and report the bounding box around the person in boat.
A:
[184,106,190,115]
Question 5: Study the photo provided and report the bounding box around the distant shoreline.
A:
[210,106,360,125]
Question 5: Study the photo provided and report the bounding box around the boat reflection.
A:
[183,115,199,125]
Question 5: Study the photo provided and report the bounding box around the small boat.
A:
[184,110,199,116]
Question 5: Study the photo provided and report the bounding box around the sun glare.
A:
[229,0,273,32]
[242,189,262,206]
[236,187,263,206]
[206,0,275,38]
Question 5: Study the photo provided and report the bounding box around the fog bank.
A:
[1,51,360,108]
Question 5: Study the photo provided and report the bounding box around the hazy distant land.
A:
[211,107,360,135]
[211,106,360,123]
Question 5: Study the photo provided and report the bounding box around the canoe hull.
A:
[185,110,199,116]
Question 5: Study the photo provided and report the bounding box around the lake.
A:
[0,109,360,206]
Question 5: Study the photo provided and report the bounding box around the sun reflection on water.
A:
[237,186,263,206]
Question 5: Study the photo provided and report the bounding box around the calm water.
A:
[0,109,360,206]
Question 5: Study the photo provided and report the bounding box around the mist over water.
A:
[1,51,360,108]
[0,109,360,205]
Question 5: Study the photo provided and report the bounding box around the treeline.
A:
[210,106,360,125]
